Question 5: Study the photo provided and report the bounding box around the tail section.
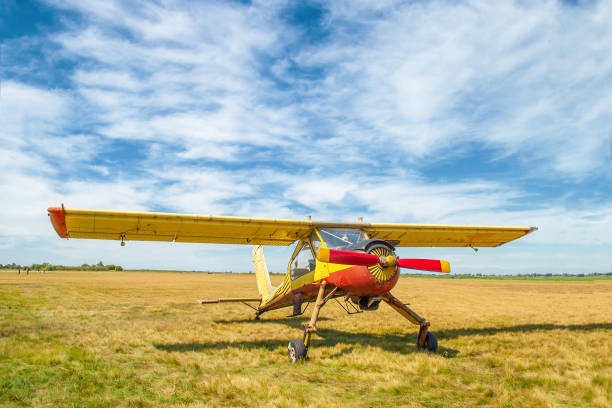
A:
[253,245,275,300]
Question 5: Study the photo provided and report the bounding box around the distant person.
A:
[26,267,29,275]
[18,267,21,275]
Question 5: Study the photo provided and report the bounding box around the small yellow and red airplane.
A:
[48,205,536,362]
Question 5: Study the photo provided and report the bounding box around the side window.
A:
[290,243,315,281]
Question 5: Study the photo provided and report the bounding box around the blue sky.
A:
[1,0,611,274]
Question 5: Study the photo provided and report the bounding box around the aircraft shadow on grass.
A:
[213,316,333,327]
[215,317,612,337]
[435,322,612,340]
[155,320,611,359]
[155,327,459,358]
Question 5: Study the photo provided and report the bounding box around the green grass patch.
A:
[1,271,610,407]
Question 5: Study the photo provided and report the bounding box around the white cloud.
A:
[1,81,69,142]
[44,0,301,162]
[2,1,611,274]
[46,0,612,173]
[300,0,612,175]
[73,70,143,92]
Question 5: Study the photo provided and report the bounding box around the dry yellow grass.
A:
[1,270,611,407]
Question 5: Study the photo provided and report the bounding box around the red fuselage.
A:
[322,265,399,296]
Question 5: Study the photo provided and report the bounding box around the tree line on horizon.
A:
[0,261,123,271]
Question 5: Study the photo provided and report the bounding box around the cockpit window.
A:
[318,228,367,249]
[290,243,316,281]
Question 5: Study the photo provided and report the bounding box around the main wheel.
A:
[287,339,307,363]
[425,332,438,352]
[416,330,438,352]
[424,332,438,352]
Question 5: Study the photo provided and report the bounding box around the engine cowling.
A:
[364,241,398,282]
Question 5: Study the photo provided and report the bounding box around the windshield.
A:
[318,228,367,249]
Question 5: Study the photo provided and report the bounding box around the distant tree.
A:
[3,261,123,271]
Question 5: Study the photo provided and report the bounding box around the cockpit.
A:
[316,228,368,250]
[289,227,368,281]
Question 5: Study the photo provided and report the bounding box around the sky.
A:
[1,0,611,274]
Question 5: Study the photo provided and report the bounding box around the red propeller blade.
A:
[397,258,451,273]
[317,248,380,266]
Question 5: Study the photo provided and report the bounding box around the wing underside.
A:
[48,206,536,248]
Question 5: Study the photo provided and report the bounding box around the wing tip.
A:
[47,205,69,239]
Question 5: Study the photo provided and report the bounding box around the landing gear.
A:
[380,292,438,353]
[416,325,438,352]
[287,281,336,363]
[287,339,307,362]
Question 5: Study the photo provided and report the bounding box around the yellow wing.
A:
[48,206,313,245]
[48,206,536,247]
[363,223,536,247]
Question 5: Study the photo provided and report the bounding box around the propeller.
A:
[317,248,450,273]
[317,248,380,266]
[397,258,450,273]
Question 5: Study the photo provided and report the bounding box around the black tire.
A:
[287,339,307,363]
[424,332,438,352]
[416,330,438,352]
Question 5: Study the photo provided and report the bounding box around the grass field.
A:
[1,270,611,407]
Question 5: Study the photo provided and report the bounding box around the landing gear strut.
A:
[287,281,335,363]
[380,292,438,352]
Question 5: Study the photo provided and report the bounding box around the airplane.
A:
[47,205,536,362]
